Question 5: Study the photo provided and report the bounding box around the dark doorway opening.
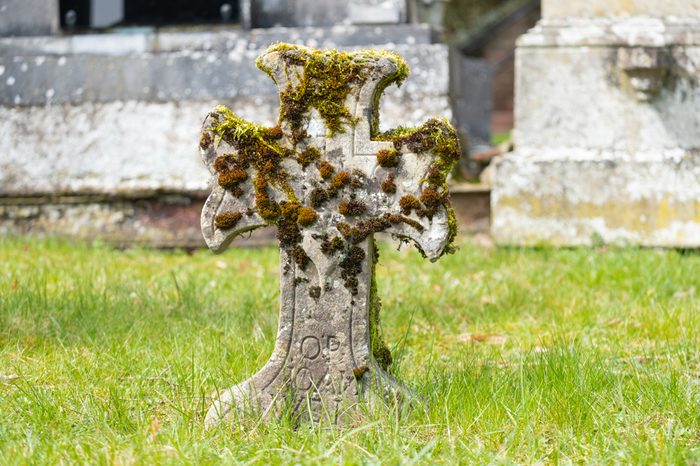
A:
[59,0,240,30]
[59,0,91,29]
[123,0,240,26]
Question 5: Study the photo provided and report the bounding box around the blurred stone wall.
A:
[492,0,700,246]
[0,0,491,246]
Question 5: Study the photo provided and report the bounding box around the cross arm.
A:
[352,117,461,261]
[199,106,301,252]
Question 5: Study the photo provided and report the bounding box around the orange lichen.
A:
[200,132,213,150]
[291,245,310,270]
[214,211,243,229]
[376,148,400,168]
[218,168,249,190]
[380,174,396,194]
[319,161,335,180]
[338,198,367,216]
[339,245,365,295]
[331,171,351,189]
[321,236,345,255]
[309,188,328,208]
[297,207,318,226]
[399,195,421,215]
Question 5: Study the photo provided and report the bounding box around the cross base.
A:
[204,237,412,426]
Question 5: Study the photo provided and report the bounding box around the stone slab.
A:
[251,0,405,27]
[0,90,451,196]
[542,0,700,19]
[0,24,433,56]
[0,195,276,248]
[0,42,448,105]
[348,0,406,24]
[492,152,700,246]
[450,50,492,147]
[512,45,700,151]
[0,0,59,37]
[518,18,700,48]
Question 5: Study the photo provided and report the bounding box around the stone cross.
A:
[199,43,460,426]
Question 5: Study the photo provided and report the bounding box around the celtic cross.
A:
[199,43,460,425]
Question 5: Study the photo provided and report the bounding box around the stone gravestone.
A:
[199,43,460,425]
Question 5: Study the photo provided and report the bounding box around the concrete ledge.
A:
[0,194,276,249]
[449,183,490,234]
[518,18,700,47]
[0,24,433,56]
[0,41,448,105]
[0,93,452,196]
[0,186,490,247]
[492,153,700,246]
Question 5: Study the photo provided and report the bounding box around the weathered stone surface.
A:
[200,44,459,425]
[348,0,406,24]
[251,0,405,27]
[491,9,700,246]
[0,91,453,196]
[0,100,221,196]
[0,0,59,37]
[0,31,455,197]
[492,152,700,246]
[542,0,700,19]
[512,45,700,150]
[0,195,276,248]
[0,24,433,57]
[0,23,489,247]
[0,41,445,105]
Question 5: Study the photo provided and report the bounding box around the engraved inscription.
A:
[301,335,321,360]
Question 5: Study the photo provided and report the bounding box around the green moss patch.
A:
[258,43,409,137]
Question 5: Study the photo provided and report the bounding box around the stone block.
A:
[0,0,59,37]
[0,88,451,197]
[348,0,406,24]
[0,33,444,106]
[251,0,405,27]
[492,17,700,246]
[512,44,700,151]
[0,26,454,199]
[542,0,700,19]
[492,154,700,246]
[449,50,492,147]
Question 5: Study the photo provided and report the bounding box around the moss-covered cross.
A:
[199,43,460,425]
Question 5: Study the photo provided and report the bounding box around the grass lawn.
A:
[1,236,699,464]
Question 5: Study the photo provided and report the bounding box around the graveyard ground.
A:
[1,236,699,464]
